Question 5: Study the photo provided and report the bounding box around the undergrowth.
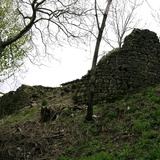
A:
[57,85,160,160]
[0,84,160,159]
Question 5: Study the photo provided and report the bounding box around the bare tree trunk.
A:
[85,0,112,121]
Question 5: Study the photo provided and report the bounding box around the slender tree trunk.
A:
[85,0,113,121]
[0,39,4,57]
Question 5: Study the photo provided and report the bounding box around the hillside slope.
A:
[0,84,160,160]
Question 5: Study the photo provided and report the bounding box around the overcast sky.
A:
[0,0,160,94]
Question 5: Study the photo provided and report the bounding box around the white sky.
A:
[0,0,160,93]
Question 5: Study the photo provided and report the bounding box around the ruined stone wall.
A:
[0,85,62,116]
[62,29,160,104]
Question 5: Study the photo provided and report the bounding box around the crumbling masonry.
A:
[62,29,160,104]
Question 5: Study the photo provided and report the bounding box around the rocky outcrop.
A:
[62,29,160,104]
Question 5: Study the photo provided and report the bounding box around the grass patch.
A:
[0,84,160,159]
[0,108,38,126]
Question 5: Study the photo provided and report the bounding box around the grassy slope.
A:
[0,84,160,160]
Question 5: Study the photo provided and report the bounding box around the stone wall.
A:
[62,29,160,104]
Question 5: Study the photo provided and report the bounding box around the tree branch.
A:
[2,0,38,47]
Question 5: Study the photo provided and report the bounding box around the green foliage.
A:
[57,157,72,160]
[132,120,151,133]
[151,109,160,123]
[41,99,48,106]
[142,130,158,139]
[0,0,32,82]
[0,108,38,126]
[62,108,74,117]
[80,152,115,160]
[107,110,117,120]
[76,84,160,160]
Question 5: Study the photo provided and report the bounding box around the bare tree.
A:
[151,2,160,29]
[104,0,144,49]
[85,0,147,121]
[85,0,112,121]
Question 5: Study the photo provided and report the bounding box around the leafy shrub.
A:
[41,99,47,106]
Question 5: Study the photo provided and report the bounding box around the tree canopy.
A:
[0,0,31,82]
[0,0,89,83]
